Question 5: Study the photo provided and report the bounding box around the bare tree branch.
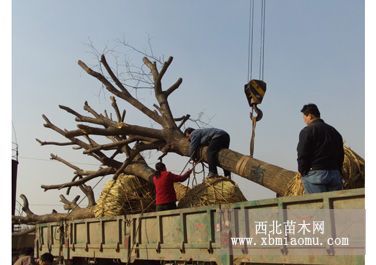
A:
[142,57,178,128]
[80,58,163,124]
[79,183,96,207]
[50,154,82,172]
[20,194,35,217]
[158,56,173,83]
[41,167,115,191]
[110,96,123,122]
[84,101,101,118]
[66,175,82,195]
[42,115,122,168]
[165,78,183,97]
[143,57,161,91]
[60,194,80,210]
[72,123,163,139]
[36,138,75,147]
[59,105,83,119]
[176,114,191,129]
[83,136,156,154]
[60,104,113,128]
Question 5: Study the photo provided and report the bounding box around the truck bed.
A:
[35,188,365,265]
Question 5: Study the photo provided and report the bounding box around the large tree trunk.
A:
[128,148,295,195]
[216,149,293,195]
[173,140,295,195]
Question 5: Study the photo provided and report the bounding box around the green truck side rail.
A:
[35,188,365,265]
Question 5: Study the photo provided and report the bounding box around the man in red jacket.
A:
[153,162,193,211]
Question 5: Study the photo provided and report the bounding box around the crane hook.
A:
[251,104,263,122]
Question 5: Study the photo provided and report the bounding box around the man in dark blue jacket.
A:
[297,103,344,193]
[184,127,231,178]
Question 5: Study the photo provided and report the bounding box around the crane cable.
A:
[247,0,266,81]
[247,0,266,157]
[260,0,266,80]
[247,0,255,81]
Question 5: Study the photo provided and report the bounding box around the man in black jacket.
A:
[297,103,344,193]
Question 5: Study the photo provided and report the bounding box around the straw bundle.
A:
[284,145,364,196]
[284,173,305,196]
[342,145,365,189]
[93,174,155,217]
[178,176,247,208]
[174,182,191,201]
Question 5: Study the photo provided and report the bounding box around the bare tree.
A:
[13,51,297,225]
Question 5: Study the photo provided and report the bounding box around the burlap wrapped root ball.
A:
[174,182,191,201]
[94,174,155,217]
[285,145,365,196]
[178,176,247,208]
[342,145,364,189]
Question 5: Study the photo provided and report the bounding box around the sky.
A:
[9,0,365,217]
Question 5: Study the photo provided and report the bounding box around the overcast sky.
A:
[10,0,365,214]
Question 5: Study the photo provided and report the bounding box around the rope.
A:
[192,166,198,187]
[184,160,196,193]
[250,106,258,157]
[201,162,207,183]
